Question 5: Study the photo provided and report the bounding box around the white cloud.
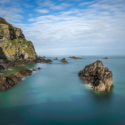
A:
[35,9,49,13]
[0,0,10,4]
[23,0,125,55]
[0,7,23,22]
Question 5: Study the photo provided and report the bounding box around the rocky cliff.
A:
[78,60,114,92]
[0,17,37,61]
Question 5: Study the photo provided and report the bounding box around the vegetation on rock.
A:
[0,17,37,61]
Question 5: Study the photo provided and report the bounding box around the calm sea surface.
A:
[0,56,125,125]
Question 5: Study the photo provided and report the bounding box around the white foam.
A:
[85,84,92,89]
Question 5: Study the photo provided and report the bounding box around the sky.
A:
[0,0,125,56]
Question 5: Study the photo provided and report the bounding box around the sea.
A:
[0,56,125,125]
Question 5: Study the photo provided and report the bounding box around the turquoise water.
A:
[0,56,125,125]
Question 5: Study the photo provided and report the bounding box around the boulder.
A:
[78,60,114,92]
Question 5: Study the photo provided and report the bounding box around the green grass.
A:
[9,39,19,43]
[0,21,9,25]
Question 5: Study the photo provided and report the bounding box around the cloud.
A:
[23,0,125,55]
[35,9,49,13]
[0,7,23,22]
[24,3,34,8]
[0,0,10,4]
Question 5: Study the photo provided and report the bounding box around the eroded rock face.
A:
[0,17,37,61]
[0,67,41,91]
[61,58,68,64]
[69,56,82,59]
[0,75,21,91]
[78,60,114,92]
[14,68,32,78]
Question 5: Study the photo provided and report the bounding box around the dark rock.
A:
[0,75,21,91]
[69,56,82,59]
[54,58,58,60]
[104,57,108,59]
[78,60,114,92]
[45,59,52,63]
[14,68,32,78]
[61,58,68,64]
[0,65,5,71]
[32,67,41,71]
[0,67,41,91]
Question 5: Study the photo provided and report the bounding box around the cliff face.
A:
[0,17,37,61]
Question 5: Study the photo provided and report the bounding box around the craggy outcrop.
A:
[0,67,41,91]
[61,58,68,64]
[0,17,37,61]
[78,60,114,92]
[69,56,82,59]
[0,75,22,91]
[14,68,32,78]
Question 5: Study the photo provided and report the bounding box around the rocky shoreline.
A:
[0,56,52,72]
[0,67,41,91]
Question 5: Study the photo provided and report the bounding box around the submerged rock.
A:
[61,58,68,64]
[69,56,82,59]
[78,60,114,92]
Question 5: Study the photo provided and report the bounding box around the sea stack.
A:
[61,58,68,64]
[78,60,114,92]
[0,17,37,61]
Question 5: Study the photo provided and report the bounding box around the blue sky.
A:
[0,0,125,56]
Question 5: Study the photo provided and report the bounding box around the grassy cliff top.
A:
[0,17,10,25]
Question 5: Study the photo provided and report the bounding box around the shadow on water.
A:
[0,93,125,125]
